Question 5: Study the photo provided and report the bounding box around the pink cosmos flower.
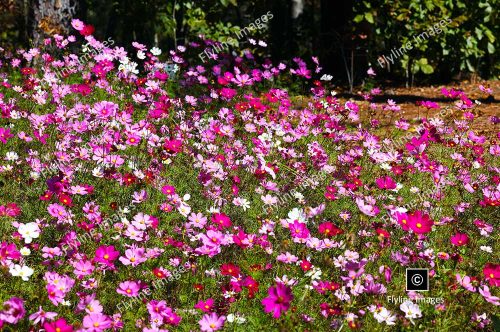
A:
[0,242,21,263]
[71,19,85,31]
[456,274,476,292]
[73,259,95,278]
[199,312,225,332]
[355,198,380,216]
[161,185,176,195]
[119,245,146,266]
[47,203,67,218]
[82,313,112,332]
[0,297,25,324]
[0,203,21,217]
[261,282,294,318]
[28,306,58,326]
[478,286,500,305]
[483,263,500,287]
[117,281,140,297]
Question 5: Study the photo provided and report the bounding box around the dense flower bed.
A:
[0,20,498,331]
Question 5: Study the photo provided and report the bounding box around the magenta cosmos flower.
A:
[194,298,214,312]
[408,211,434,234]
[375,176,397,190]
[450,233,469,246]
[94,245,120,266]
[43,318,74,332]
[211,213,232,229]
[199,312,225,332]
[289,220,310,239]
[261,282,294,318]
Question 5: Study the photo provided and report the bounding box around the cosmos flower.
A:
[194,298,214,312]
[407,211,434,234]
[43,318,73,332]
[261,283,294,318]
[199,312,226,332]
[94,245,120,267]
[17,223,40,244]
[400,301,422,319]
[9,264,34,281]
[116,281,141,297]
[450,233,469,246]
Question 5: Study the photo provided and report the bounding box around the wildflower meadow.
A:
[0,8,498,332]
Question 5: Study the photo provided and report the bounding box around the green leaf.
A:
[487,42,495,54]
[365,12,374,24]
[484,29,495,43]
[354,14,364,23]
[421,64,434,74]
[475,27,483,40]
[419,58,429,65]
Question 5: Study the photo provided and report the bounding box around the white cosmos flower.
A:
[18,222,40,244]
[9,264,34,281]
[226,313,246,324]
[380,163,391,170]
[178,203,191,217]
[400,300,422,319]
[150,47,162,56]
[137,50,146,59]
[92,167,104,178]
[373,307,396,325]
[5,152,18,161]
[480,246,492,253]
[20,247,31,256]
[287,208,307,224]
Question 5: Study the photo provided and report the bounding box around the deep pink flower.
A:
[94,245,120,266]
[0,127,13,144]
[394,212,411,231]
[375,176,397,190]
[195,298,214,312]
[261,282,294,318]
[164,139,183,153]
[44,318,73,332]
[289,220,310,239]
[161,185,176,195]
[483,263,500,287]
[450,233,469,246]
[211,213,232,229]
[408,211,434,234]
[0,203,21,217]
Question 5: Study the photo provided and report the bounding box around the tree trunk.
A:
[31,0,78,47]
